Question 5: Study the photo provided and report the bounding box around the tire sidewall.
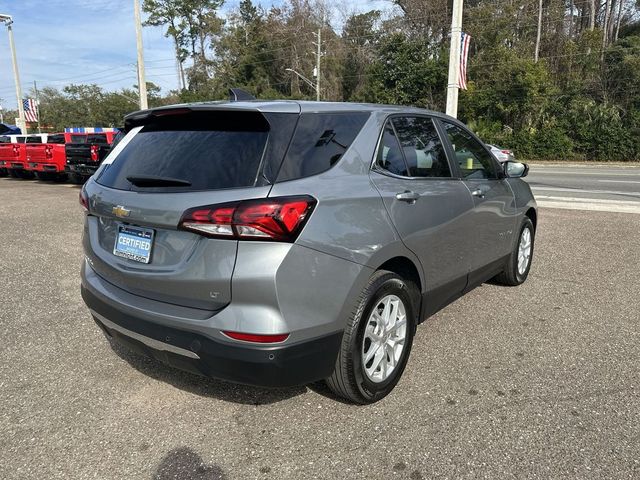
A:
[351,275,416,402]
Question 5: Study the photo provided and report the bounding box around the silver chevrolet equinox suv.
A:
[80,97,537,404]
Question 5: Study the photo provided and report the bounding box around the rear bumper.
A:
[81,281,343,388]
[29,162,64,172]
[66,163,98,175]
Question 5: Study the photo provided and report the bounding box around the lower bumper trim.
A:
[92,310,200,359]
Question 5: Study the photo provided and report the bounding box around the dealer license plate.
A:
[113,225,154,264]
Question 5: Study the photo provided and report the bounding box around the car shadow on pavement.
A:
[108,340,308,405]
[154,447,227,480]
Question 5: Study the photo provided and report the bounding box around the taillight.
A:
[45,145,53,159]
[12,145,20,157]
[222,331,289,343]
[90,145,99,161]
[179,195,316,242]
[79,188,89,211]
[501,149,511,155]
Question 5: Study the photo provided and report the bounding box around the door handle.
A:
[396,191,420,203]
[471,189,485,199]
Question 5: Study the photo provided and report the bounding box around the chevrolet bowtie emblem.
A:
[112,205,131,218]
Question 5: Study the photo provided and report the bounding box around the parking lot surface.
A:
[1,177,639,479]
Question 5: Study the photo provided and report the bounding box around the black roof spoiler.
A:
[228,88,256,102]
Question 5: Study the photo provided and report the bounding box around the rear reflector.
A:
[79,188,89,211]
[179,195,316,242]
[222,331,289,343]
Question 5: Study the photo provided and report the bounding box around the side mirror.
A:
[504,161,529,178]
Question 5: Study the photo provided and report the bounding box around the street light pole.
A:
[133,0,148,110]
[0,14,26,132]
[445,0,464,118]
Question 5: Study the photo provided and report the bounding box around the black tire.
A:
[35,172,53,181]
[8,169,20,178]
[494,217,535,286]
[69,173,84,185]
[326,270,417,404]
[18,170,35,179]
[0,168,7,177]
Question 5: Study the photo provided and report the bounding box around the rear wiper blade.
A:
[126,175,192,187]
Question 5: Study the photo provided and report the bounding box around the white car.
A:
[487,144,515,163]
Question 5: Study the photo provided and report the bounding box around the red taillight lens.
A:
[222,331,289,343]
[45,145,53,159]
[179,195,316,242]
[90,145,99,161]
[79,189,89,211]
[501,149,511,155]
[12,145,20,157]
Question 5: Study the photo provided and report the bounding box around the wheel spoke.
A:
[364,341,382,364]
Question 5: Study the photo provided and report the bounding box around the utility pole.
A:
[0,14,26,133]
[534,0,543,62]
[445,0,463,117]
[313,27,322,102]
[33,80,41,134]
[133,0,148,110]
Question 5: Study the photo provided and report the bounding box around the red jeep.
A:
[27,132,89,181]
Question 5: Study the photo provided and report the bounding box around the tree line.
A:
[3,0,639,160]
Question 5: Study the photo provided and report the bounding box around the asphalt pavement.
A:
[526,164,640,214]
[0,177,639,479]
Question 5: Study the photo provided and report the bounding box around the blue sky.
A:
[0,0,391,112]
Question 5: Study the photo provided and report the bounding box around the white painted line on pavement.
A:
[596,179,640,184]
[536,201,640,214]
[535,196,640,214]
[531,186,640,197]
[531,170,640,176]
[534,195,640,206]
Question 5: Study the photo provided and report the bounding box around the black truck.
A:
[65,131,121,184]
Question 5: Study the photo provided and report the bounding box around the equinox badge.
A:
[112,205,131,218]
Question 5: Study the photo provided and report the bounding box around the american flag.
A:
[459,32,471,90]
[23,98,39,123]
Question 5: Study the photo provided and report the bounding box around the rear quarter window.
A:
[276,112,370,182]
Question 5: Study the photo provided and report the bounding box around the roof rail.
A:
[228,88,256,102]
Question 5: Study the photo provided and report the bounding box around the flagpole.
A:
[33,80,41,134]
[446,0,464,118]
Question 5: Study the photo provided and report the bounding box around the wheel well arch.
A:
[377,256,422,293]
[525,207,537,230]
[376,256,423,322]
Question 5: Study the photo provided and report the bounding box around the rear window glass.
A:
[71,135,88,143]
[276,112,370,182]
[26,137,43,144]
[47,135,65,144]
[16,137,26,143]
[97,111,270,191]
[87,134,108,144]
[0,136,9,144]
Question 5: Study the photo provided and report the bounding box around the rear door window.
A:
[97,111,270,192]
[376,121,408,176]
[26,137,43,144]
[276,112,369,182]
